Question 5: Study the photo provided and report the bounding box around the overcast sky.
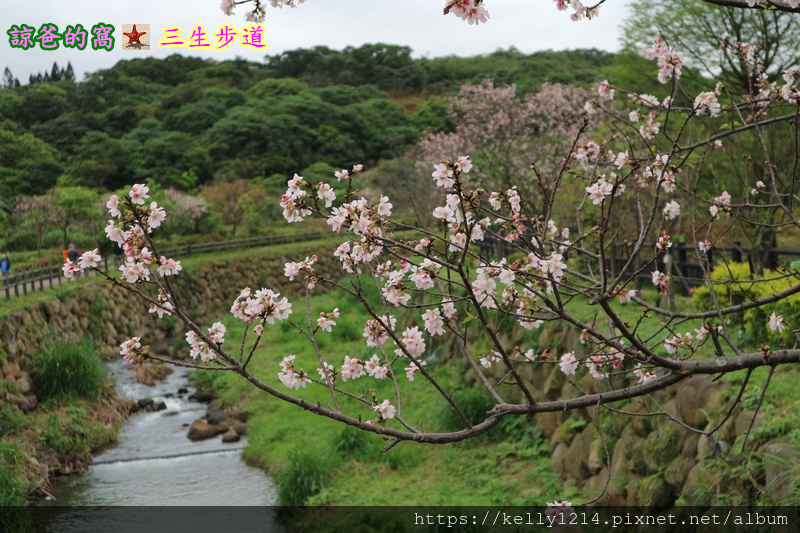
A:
[2,1,631,84]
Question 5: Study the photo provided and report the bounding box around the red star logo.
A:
[123,24,147,45]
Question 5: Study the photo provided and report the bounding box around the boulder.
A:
[581,468,609,500]
[563,423,596,480]
[664,456,695,491]
[535,411,568,440]
[1,362,20,378]
[681,463,714,503]
[763,442,800,504]
[229,407,248,423]
[230,421,248,435]
[14,372,33,394]
[187,419,220,441]
[221,428,241,443]
[137,398,154,409]
[145,401,167,412]
[642,423,682,471]
[206,407,227,425]
[189,388,215,403]
[675,376,728,429]
[10,393,37,413]
[551,442,569,477]
[735,409,765,437]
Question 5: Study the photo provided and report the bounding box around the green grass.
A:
[33,339,108,402]
[0,441,30,506]
[36,407,117,456]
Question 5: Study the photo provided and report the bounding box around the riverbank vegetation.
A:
[0,340,129,506]
[187,271,800,509]
[193,280,572,507]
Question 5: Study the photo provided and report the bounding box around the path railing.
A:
[1,232,326,300]
[479,235,800,295]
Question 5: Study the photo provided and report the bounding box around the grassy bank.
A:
[192,275,800,511]
[193,280,576,508]
[0,340,130,506]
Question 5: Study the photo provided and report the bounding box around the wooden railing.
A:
[1,232,327,300]
[9,231,795,301]
[478,235,800,295]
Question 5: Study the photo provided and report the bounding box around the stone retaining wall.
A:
[483,323,800,506]
[0,244,340,411]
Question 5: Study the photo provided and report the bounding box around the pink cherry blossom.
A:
[365,354,388,379]
[220,0,235,15]
[107,195,121,218]
[129,184,150,205]
[663,200,681,220]
[78,249,101,270]
[769,312,785,333]
[618,289,637,304]
[317,183,336,208]
[422,308,446,336]
[374,399,396,419]
[340,356,364,381]
[597,80,614,101]
[694,92,722,117]
[559,352,578,375]
[157,257,182,277]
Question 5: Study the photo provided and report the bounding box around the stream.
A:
[37,359,282,531]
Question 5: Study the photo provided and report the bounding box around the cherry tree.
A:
[217,0,800,26]
[415,80,592,216]
[66,1,800,508]
[13,194,64,258]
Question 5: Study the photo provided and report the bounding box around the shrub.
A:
[275,449,331,506]
[33,339,107,401]
[692,262,800,344]
[436,387,496,433]
[691,262,756,325]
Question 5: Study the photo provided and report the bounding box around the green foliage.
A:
[187,369,217,391]
[691,262,755,328]
[33,339,107,401]
[37,407,117,456]
[0,126,62,198]
[693,262,800,344]
[335,424,377,456]
[436,387,495,432]
[0,404,29,437]
[275,449,331,506]
[555,417,589,445]
[0,442,29,506]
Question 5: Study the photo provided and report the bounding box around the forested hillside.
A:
[0,45,620,259]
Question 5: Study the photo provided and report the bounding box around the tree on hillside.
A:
[415,80,591,215]
[198,179,254,236]
[13,194,64,258]
[622,0,800,91]
[52,186,102,249]
[2,67,20,89]
[622,0,800,274]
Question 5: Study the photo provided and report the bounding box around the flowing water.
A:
[37,359,282,531]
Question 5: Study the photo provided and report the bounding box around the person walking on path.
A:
[67,244,79,280]
[0,250,10,278]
